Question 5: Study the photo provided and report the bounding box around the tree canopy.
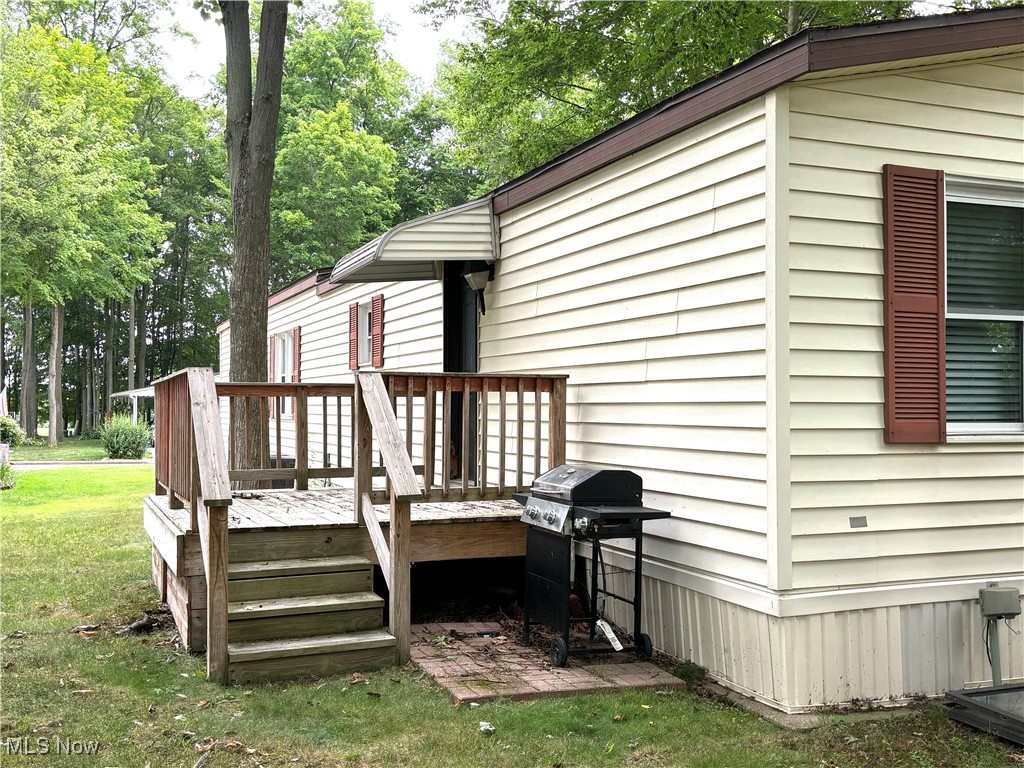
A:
[427,0,917,184]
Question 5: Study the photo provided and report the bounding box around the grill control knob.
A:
[526,506,540,519]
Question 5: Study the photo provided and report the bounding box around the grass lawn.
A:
[0,467,1018,767]
[10,437,109,462]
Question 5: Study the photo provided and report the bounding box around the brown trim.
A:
[491,9,1023,215]
[370,294,384,369]
[883,164,946,444]
[291,325,301,383]
[267,268,333,308]
[348,303,359,371]
[268,334,276,384]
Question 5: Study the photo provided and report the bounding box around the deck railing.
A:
[215,382,357,489]
[153,368,232,684]
[370,371,568,505]
[154,368,568,679]
[354,371,567,662]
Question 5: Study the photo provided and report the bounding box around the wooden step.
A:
[227,592,384,643]
[227,557,373,602]
[228,556,372,579]
[228,630,397,683]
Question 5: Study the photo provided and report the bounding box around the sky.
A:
[160,2,469,100]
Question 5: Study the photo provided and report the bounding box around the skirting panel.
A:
[593,561,1023,712]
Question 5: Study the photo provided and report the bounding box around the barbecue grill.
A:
[515,464,670,667]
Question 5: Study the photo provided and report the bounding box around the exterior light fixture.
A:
[463,262,494,314]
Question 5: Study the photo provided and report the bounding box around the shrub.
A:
[80,427,101,440]
[0,416,26,447]
[98,415,151,460]
[0,443,13,490]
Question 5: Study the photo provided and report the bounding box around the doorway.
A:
[443,262,480,481]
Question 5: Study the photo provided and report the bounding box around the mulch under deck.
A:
[156,487,525,534]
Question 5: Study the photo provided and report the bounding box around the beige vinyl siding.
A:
[785,53,1024,590]
[217,279,443,468]
[485,98,771,587]
[594,558,1023,711]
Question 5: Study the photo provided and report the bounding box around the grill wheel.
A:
[550,637,569,668]
[636,632,653,661]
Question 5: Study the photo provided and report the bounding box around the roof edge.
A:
[490,7,1024,215]
[329,197,494,283]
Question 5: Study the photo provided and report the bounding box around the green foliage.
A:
[0,26,164,307]
[0,415,27,446]
[429,0,917,184]
[269,0,477,287]
[0,442,13,489]
[98,414,151,459]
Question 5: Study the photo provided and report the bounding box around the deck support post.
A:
[549,378,567,468]
[389,491,411,665]
[295,387,309,490]
[201,503,229,684]
[353,377,372,525]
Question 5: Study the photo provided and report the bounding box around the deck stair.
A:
[225,555,396,682]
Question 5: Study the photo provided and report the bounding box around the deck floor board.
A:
[156,487,521,535]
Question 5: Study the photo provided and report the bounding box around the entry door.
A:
[443,263,479,480]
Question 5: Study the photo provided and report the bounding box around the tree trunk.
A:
[128,288,136,393]
[221,0,288,476]
[104,299,115,416]
[48,303,64,447]
[787,1,800,36]
[137,283,148,388]
[86,339,95,431]
[21,298,37,438]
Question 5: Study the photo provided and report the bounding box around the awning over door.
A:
[329,198,497,283]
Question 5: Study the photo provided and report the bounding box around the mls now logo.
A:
[4,736,101,755]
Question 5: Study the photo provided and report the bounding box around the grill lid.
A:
[530,464,642,505]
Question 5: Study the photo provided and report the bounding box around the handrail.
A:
[153,367,231,684]
[356,374,421,501]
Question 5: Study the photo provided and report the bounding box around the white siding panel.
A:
[488,100,771,587]
[785,57,1024,590]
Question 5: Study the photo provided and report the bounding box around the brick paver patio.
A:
[411,622,687,705]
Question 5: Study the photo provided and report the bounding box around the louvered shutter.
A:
[268,334,276,383]
[348,303,359,370]
[883,164,946,443]
[291,325,301,383]
[371,294,384,368]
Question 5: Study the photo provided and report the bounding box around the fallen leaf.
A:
[366,691,381,698]
[196,700,213,709]
[613,714,628,722]
[70,689,95,695]
[70,624,101,634]
[641,704,652,710]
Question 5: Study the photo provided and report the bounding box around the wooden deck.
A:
[149,369,565,680]
[154,487,524,534]
[145,486,527,653]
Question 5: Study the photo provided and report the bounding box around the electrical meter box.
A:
[979,587,1022,619]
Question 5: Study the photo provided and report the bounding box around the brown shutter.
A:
[268,334,276,383]
[371,293,384,368]
[883,164,946,444]
[348,303,359,370]
[291,325,301,383]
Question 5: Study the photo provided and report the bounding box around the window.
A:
[274,331,293,418]
[883,166,1023,443]
[348,294,384,370]
[945,180,1023,433]
[358,302,372,366]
